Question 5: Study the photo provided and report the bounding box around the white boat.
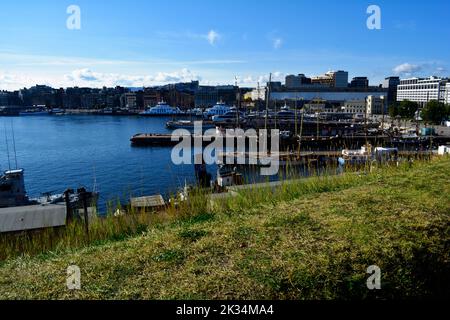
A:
[204,101,231,118]
[338,145,398,166]
[338,146,371,166]
[140,101,182,116]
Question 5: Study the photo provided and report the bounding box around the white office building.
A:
[446,83,450,104]
[397,76,448,105]
[341,95,385,116]
[342,100,368,115]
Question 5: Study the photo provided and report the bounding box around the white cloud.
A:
[0,71,41,90]
[273,38,283,49]
[64,68,201,88]
[153,68,201,83]
[235,72,285,86]
[393,63,422,75]
[206,30,220,45]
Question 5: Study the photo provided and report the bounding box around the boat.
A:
[19,108,51,116]
[0,167,99,209]
[185,108,204,117]
[276,104,296,119]
[204,101,231,118]
[216,165,243,188]
[0,169,31,208]
[140,101,182,116]
[102,107,114,115]
[50,108,65,115]
[166,120,216,130]
[338,145,399,166]
[211,107,245,123]
[338,146,371,166]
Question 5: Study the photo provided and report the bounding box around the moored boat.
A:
[140,101,182,116]
[204,101,231,119]
[166,120,216,130]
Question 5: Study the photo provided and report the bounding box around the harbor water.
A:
[1,115,206,213]
[1,115,326,213]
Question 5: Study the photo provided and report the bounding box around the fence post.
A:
[64,189,74,224]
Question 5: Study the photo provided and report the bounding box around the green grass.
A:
[0,157,449,299]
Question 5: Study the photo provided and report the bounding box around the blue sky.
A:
[0,0,449,90]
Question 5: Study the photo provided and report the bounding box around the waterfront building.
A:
[350,77,369,88]
[341,95,385,116]
[246,87,266,101]
[304,99,329,113]
[383,76,400,105]
[285,74,312,89]
[311,70,349,88]
[19,85,56,107]
[123,92,137,109]
[366,95,386,115]
[0,92,8,105]
[342,100,369,115]
[397,76,448,105]
[194,85,238,108]
[271,87,388,104]
[266,81,283,92]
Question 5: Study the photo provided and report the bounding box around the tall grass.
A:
[0,156,436,261]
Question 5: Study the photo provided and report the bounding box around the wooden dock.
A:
[130,195,166,210]
[130,133,258,147]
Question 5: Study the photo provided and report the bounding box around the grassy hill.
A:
[0,158,449,299]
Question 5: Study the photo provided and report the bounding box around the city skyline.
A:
[1,0,450,90]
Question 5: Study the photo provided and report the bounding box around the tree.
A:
[397,100,418,119]
[421,100,447,124]
[388,102,399,117]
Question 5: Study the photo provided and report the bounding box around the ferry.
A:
[204,101,231,118]
[140,101,182,116]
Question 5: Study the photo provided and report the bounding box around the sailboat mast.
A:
[265,73,272,130]
[4,123,11,171]
[11,120,18,169]
[294,96,298,136]
[235,76,240,128]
